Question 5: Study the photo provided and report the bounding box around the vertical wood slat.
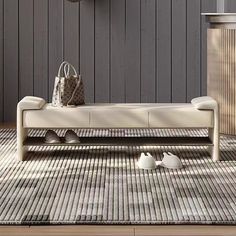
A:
[95,0,110,102]
[125,0,141,102]
[221,30,224,133]
[34,0,49,100]
[226,30,229,133]
[222,29,225,133]
[64,0,79,71]
[0,0,3,122]
[228,30,235,134]
[172,0,187,102]
[187,0,201,102]
[4,0,19,122]
[140,0,156,103]
[201,0,217,96]
[229,30,233,134]
[157,0,172,103]
[231,30,235,134]
[19,0,34,99]
[223,29,226,133]
[232,30,236,134]
[110,0,125,102]
[48,0,63,102]
[80,0,95,103]
[224,29,228,132]
[234,31,236,134]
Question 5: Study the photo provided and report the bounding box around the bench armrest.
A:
[191,96,219,161]
[17,96,46,111]
[191,96,218,110]
[17,96,46,161]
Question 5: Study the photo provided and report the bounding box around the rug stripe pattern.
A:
[0,129,236,225]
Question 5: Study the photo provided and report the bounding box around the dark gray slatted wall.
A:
[34,0,48,100]
[110,0,125,102]
[80,0,95,103]
[95,0,110,102]
[141,0,155,103]
[225,0,236,11]
[126,0,141,102]
[4,0,19,122]
[157,0,171,102]
[187,0,201,102]
[49,0,64,102]
[0,0,221,122]
[19,0,34,99]
[64,0,79,71]
[172,0,187,102]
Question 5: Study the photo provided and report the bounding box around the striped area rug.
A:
[0,128,236,225]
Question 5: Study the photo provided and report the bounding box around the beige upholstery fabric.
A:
[191,96,218,110]
[18,96,46,110]
[148,105,213,128]
[24,105,90,128]
[23,103,214,128]
[17,96,46,161]
[191,96,219,162]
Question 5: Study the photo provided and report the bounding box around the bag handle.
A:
[57,61,68,77]
[63,63,78,77]
[57,61,78,77]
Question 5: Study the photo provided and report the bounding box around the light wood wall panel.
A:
[0,0,223,122]
[208,28,236,135]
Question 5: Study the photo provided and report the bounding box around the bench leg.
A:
[17,127,28,161]
[208,127,220,161]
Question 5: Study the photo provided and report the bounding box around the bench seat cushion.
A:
[23,103,214,128]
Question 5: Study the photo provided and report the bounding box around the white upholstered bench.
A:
[17,96,219,161]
